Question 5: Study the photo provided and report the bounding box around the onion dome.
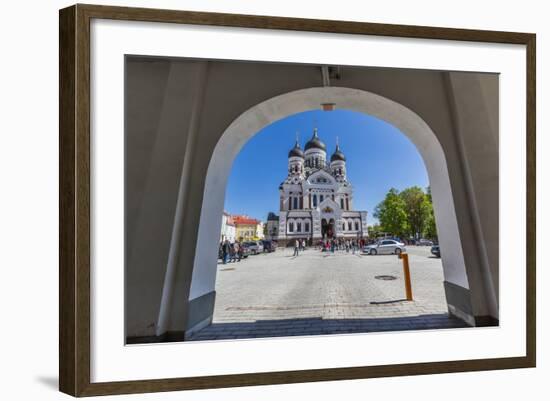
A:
[288,140,304,158]
[304,128,326,151]
[330,144,346,162]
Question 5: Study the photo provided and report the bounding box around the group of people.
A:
[220,239,244,264]
[292,238,307,256]
[317,238,365,253]
[292,237,367,256]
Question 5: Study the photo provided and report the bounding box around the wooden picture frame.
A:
[59,3,536,397]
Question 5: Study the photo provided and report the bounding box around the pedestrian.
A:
[293,239,300,256]
[222,239,231,264]
[237,242,243,261]
[233,242,241,262]
[219,242,224,263]
[301,238,306,251]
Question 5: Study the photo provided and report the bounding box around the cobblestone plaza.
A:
[188,246,467,340]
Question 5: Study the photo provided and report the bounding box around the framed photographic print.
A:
[59,3,536,397]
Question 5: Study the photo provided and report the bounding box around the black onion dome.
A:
[330,144,346,162]
[304,128,326,151]
[288,140,304,158]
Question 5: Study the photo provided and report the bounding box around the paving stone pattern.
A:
[187,246,468,341]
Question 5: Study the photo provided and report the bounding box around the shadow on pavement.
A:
[186,313,470,341]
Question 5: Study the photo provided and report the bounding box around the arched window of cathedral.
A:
[320,194,324,203]
[293,197,298,209]
[348,221,353,231]
[340,198,344,209]
[313,194,317,207]
[297,222,302,232]
[305,222,310,232]
[342,223,346,231]
[355,221,359,231]
[289,221,294,232]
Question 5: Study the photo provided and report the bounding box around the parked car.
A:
[244,241,264,255]
[363,239,406,255]
[262,240,276,253]
[239,244,251,259]
[417,238,434,246]
[431,245,441,258]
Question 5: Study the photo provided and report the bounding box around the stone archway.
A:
[179,86,479,335]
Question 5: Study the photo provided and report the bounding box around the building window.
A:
[320,195,324,203]
[293,197,298,209]
[297,222,302,232]
[342,223,346,231]
[305,222,310,232]
[355,221,359,231]
[289,222,294,232]
[340,198,344,209]
[348,221,353,231]
[313,194,317,207]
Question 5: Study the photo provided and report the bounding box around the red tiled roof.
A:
[232,215,260,225]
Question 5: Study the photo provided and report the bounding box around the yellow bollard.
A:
[398,252,413,301]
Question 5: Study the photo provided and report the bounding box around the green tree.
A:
[424,210,437,239]
[373,188,408,237]
[424,186,438,239]
[367,224,383,238]
[399,186,432,238]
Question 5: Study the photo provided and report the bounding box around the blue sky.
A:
[224,109,429,225]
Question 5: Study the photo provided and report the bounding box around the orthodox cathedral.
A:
[277,128,368,245]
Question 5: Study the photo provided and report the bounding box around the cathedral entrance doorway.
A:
[321,218,335,239]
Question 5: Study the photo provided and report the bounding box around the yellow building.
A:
[233,215,264,241]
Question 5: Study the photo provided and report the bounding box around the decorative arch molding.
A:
[307,169,337,185]
[171,86,477,334]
